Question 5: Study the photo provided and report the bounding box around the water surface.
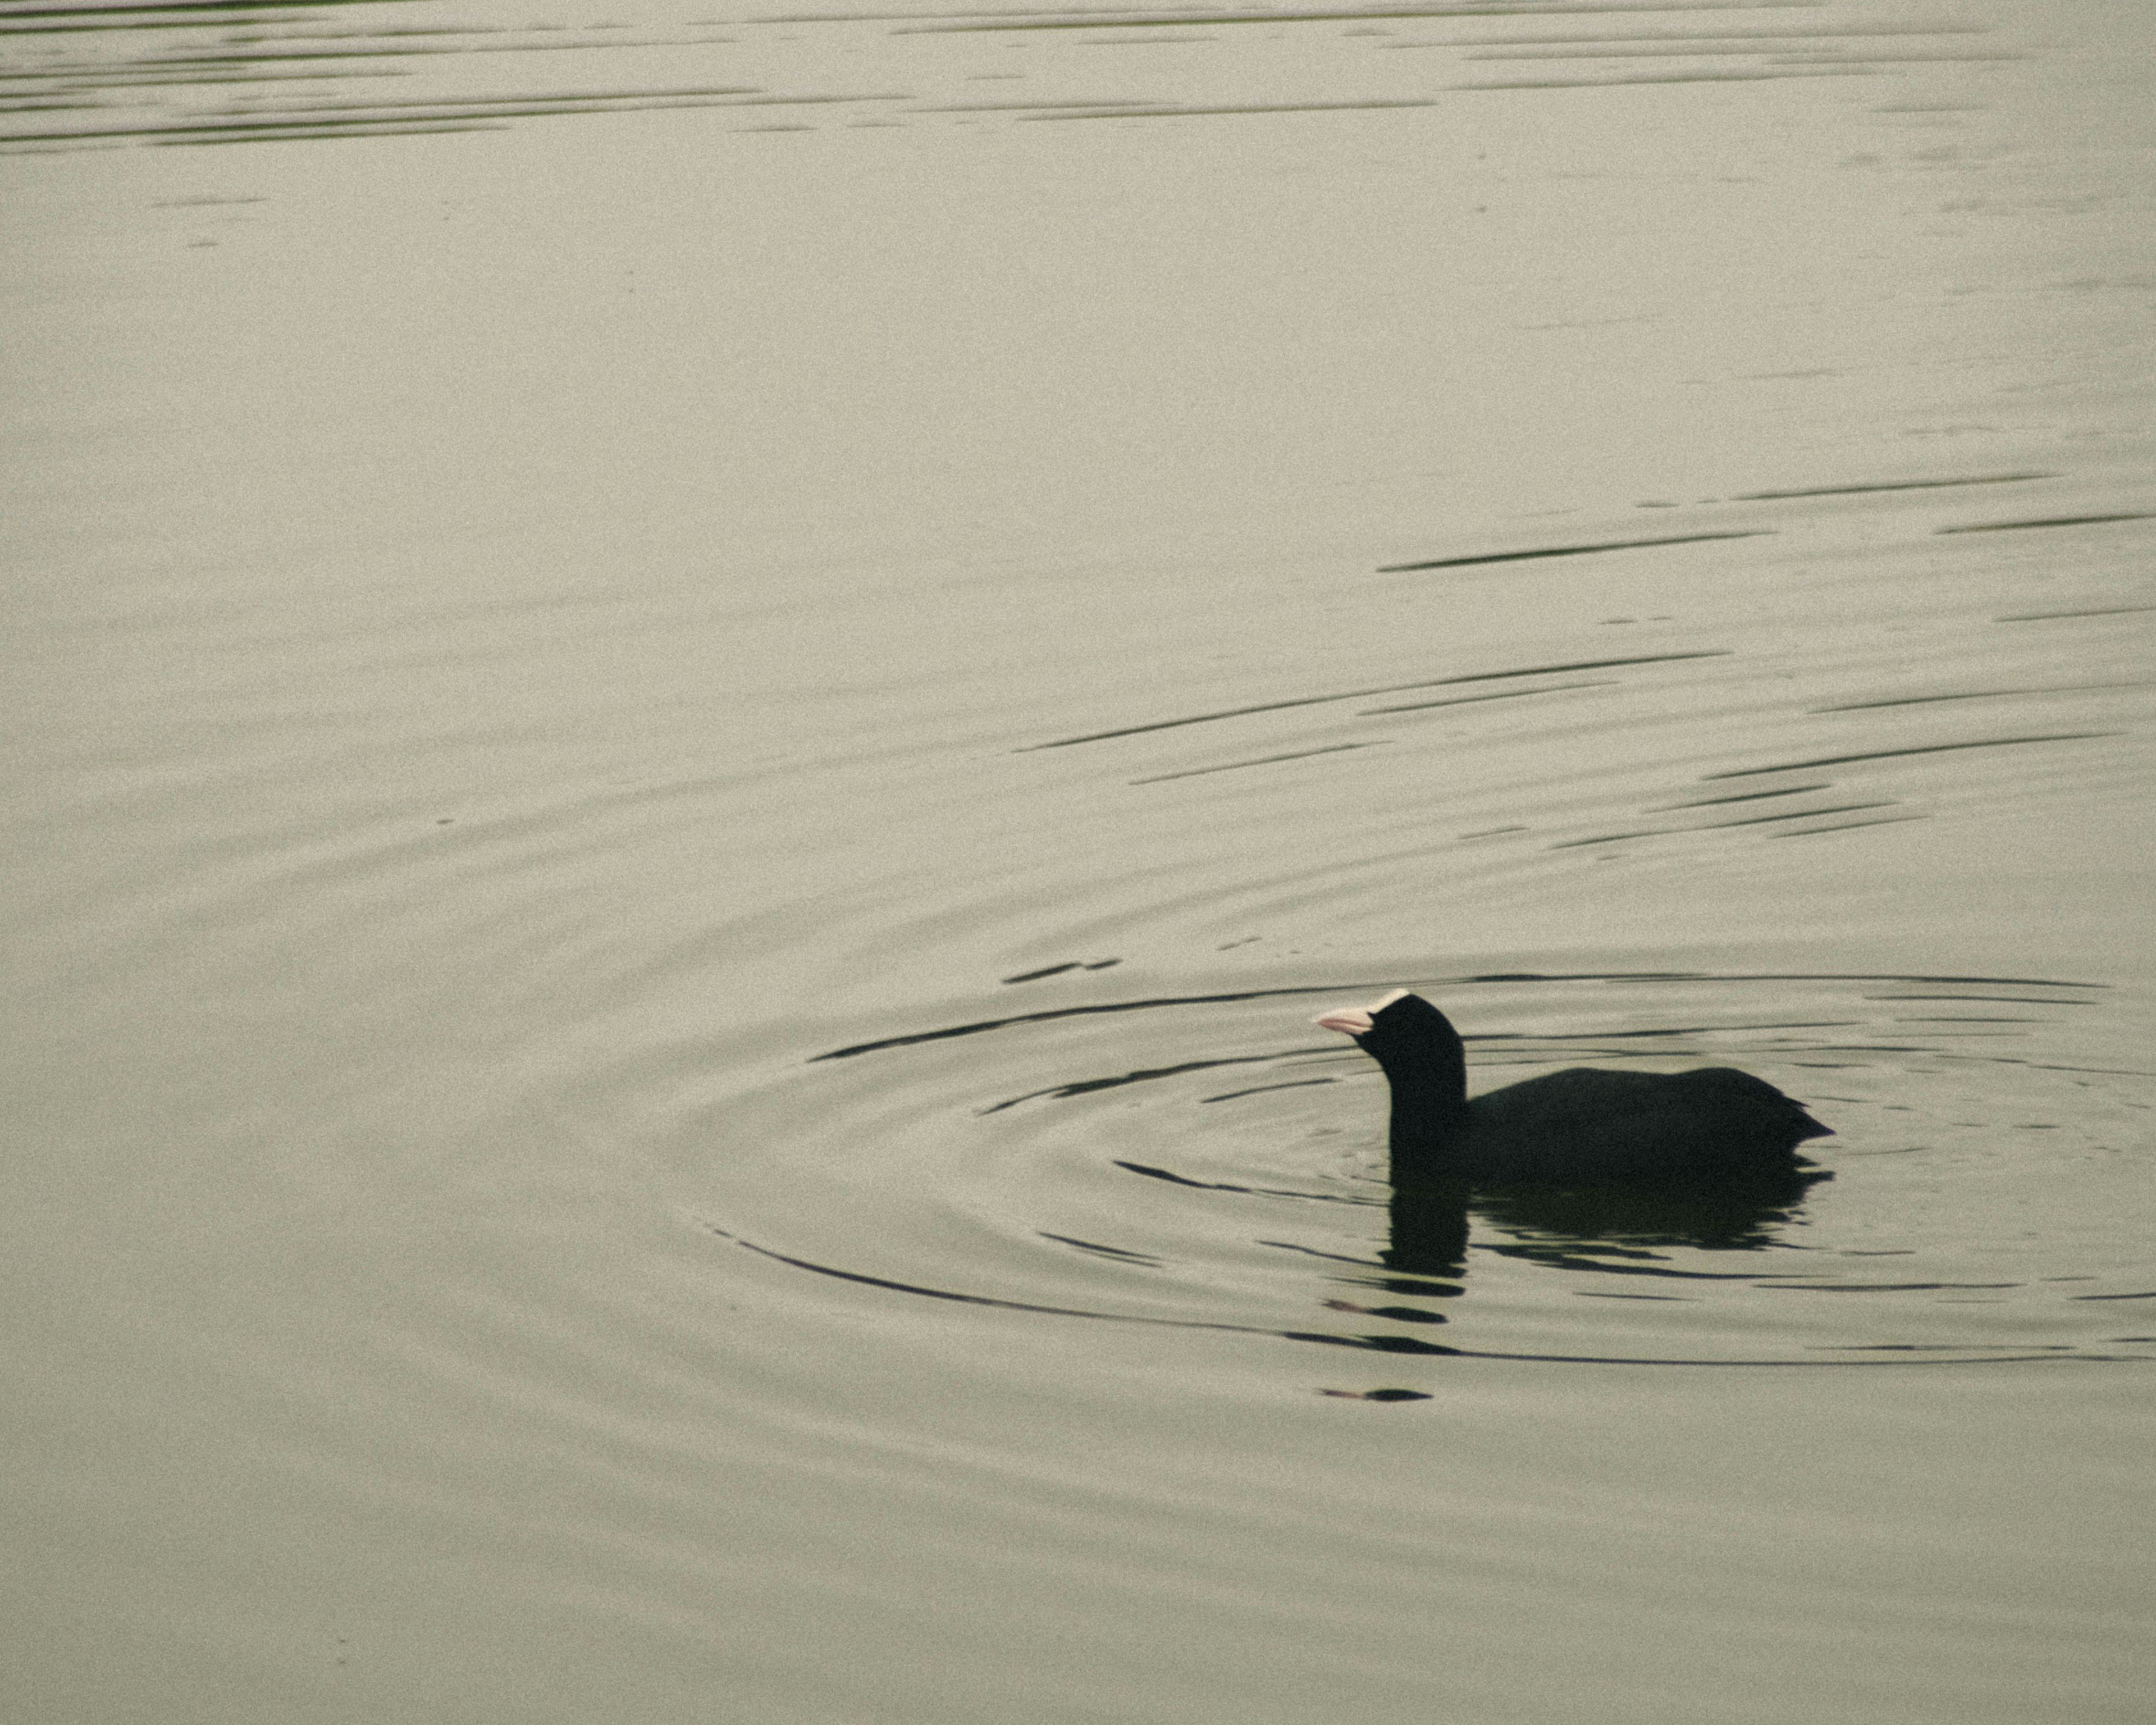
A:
[7,0,2153,1719]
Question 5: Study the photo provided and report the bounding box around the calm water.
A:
[8,0,2154,1719]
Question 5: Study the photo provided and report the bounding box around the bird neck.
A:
[1386,1082,1474,1167]
[1378,1047,1473,1170]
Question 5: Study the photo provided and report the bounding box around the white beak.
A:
[1313,987,1410,1034]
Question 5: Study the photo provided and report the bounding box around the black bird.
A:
[1315,989,1831,1186]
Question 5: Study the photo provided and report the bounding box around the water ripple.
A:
[681,973,2155,1378]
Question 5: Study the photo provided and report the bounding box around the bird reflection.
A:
[1377,1166,1831,1281]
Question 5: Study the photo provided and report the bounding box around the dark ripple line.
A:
[901,3,1827,35]
[1377,530,1765,572]
[1938,513,2153,535]
[150,121,504,145]
[1996,606,2156,623]
[723,1230,1448,1350]
[714,1229,2099,1368]
[1020,651,1729,750]
[0,0,389,19]
[1469,43,1996,63]
[981,1052,1290,1114]
[1130,742,1382,784]
[1039,1231,1162,1266]
[1003,959,1120,984]
[1114,1160,1376,1204]
[1023,98,1444,120]
[3,91,774,144]
[1854,1050,2155,1076]
[1359,678,1616,716]
[1771,813,1925,838]
[910,98,1171,112]
[1456,66,1868,87]
[809,973,2105,1061]
[1263,1240,1460,1295]
[1757,1280,2022,1293]
[1203,1077,1340,1103]
[1486,1017,1864,1041]
[1735,472,2054,499]
[1475,1248,1785,1284]
[1811,684,2149,710]
[1549,802,1898,846]
[7,113,504,142]
[1700,732,2117,779]
[220,83,762,111]
[1004,961,1084,984]
[811,988,1421,1061]
[1659,782,1831,808]
[1437,25,1990,46]
[1865,993,2096,1005]
[1699,799,1899,832]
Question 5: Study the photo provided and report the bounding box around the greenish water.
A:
[7,1,2153,1719]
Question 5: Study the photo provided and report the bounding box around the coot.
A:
[1315,989,1831,1185]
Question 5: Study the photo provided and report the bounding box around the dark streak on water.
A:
[0,0,400,22]
[1938,512,2154,534]
[1376,529,1766,571]
[1038,1231,1164,1265]
[0,0,2024,151]
[1020,652,1729,749]
[1020,98,1445,120]
[1733,471,2055,499]
[1358,677,1616,715]
[1129,741,1384,784]
[902,3,1851,36]
[0,0,867,147]
[1659,783,1833,807]
[1200,1076,1341,1102]
[1995,607,2156,623]
[1699,733,2118,780]
[1550,801,1901,847]
[810,973,2107,1062]
[717,1231,2089,1368]
[979,1051,1299,1113]
[1456,67,1880,90]
[1002,958,1122,984]
[1433,26,1995,49]
[1814,683,2148,710]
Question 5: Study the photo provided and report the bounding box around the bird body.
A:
[1315,989,1831,1186]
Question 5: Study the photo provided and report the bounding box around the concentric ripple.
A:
[688,969,2156,1377]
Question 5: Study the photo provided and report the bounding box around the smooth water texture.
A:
[7,0,2154,1720]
